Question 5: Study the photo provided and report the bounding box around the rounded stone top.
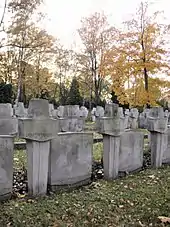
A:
[105,103,119,117]
[148,107,164,118]
[0,103,13,118]
[63,105,80,117]
[27,99,50,119]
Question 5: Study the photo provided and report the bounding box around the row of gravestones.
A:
[92,106,140,129]
[0,99,92,200]
[0,100,170,201]
[12,102,89,120]
[96,104,170,179]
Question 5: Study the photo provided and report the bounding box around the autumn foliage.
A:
[0,1,170,107]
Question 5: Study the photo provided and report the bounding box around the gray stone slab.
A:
[27,99,49,119]
[18,118,59,141]
[150,132,165,167]
[162,129,170,164]
[59,118,85,132]
[26,140,50,195]
[119,131,144,172]
[103,135,120,179]
[0,136,14,199]
[49,132,93,189]
[96,117,125,136]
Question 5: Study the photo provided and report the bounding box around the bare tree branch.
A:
[0,0,7,30]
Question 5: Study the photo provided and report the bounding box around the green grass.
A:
[13,150,27,170]
[1,166,170,226]
[6,128,169,226]
[93,142,103,162]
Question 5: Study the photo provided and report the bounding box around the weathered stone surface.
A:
[96,117,125,136]
[27,99,49,119]
[79,106,88,118]
[63,105,80,117]
[105,103,119,117]
[18,118,59,141]
[57,106,64,118]
[0,104,18,135]
[95,106,104,118]
[0,136,14,200]
[49,132,93,189]
[124,109,130,129]
[129,108,139,129]
[150,132,165,167]
[147,107,168,133]
[58,105,85,132]
[119,131,144,172]
[103,135,120,179]
[49,104,54,117]
[27,140,50,195]
[162,127,170,164]
[18,99,59,196]
[59,118,84,132]
[19,99,59,141]
[0,104,13,118]
[14,102,25,118]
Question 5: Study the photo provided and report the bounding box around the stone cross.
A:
[59,105,85,132]
[95,106,104,118]
[96,103,125,179]
[18,99,59,195]
[129,108,139,129]
[49,104,93,190]
[147,107,168,167]
[124,109,130,129]
[14,102,25,118]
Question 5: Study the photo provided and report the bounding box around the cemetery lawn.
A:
[0,166,170,226]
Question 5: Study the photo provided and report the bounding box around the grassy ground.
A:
[1,124,169,226]
[1,163,170,226]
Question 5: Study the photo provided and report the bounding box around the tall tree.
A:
[7,0,45,103]
[106,1,170,107]
[77,12,116,107]
[67,77,82,105]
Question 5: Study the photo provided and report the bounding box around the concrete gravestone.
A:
[0,104,18,200]
[96,103,125,179]
[59,105,85,132]
[49,105,93,190]
[119,130,144,172]
[49,132,93,190]
[18,99,59,195]
[147,107,168,167]
[129,108,139,129]
[14,102,25,118]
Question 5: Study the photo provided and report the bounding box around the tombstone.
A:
[59,105,85,132]
[95,106,104,118]
[0,104,18,200]
[49,132,93,190]
[139,112,145,129]
[91,107,96,122]
[124,109,130,129]
[18,99,59,196]
[129,108,139,129]
[57,106,64,118]
[49,104,54,117]
[14,102,25,118]
[162,126,170,164]
[119,131,144,172]
[49,105,93,190]
[79,106,88,118]
[96,103,125,179]
[147,107,168,167]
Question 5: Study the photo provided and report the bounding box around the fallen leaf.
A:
[158,216,170,223]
